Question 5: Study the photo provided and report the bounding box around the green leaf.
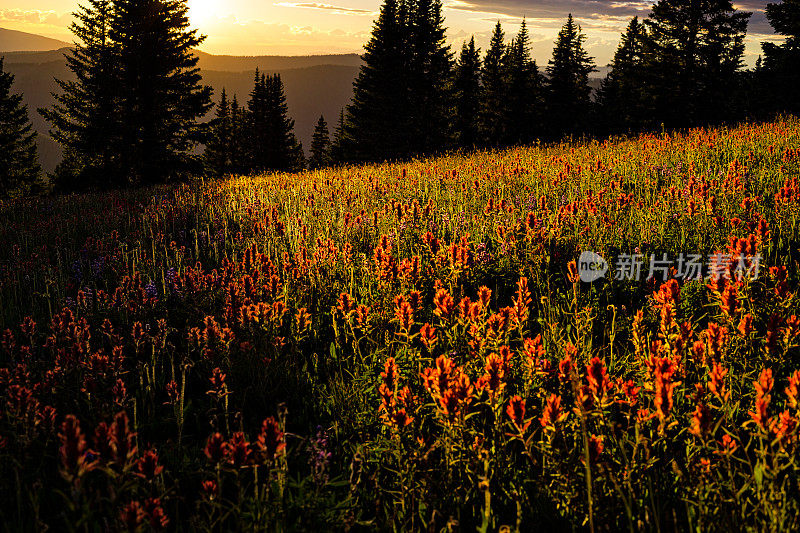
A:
[754,463,764,490]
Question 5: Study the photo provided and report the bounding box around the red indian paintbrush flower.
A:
[433,288,456,321]
[201,480,218,501]
[567,260,579,283]
[477,286,492,308]
[558,343,577,380]
[738,314,754,337]
[165,380,179,405]
[786,370,800,409]
[204,432,230,464]
[689,403,712,438]
[336,292,355,315]
[419,323,437,351]
[135,449,164,479]
[719,283,738,319]
[653,358,676,426]
[514,277,532,323]
[58,414,95,480]
[771,410,798,446]
[709,362,730,402]
[227,432,251,467]
[717,434,738,455]
[616,379,641,406]
[256,417,286,462]
[704,323,729,362]
[750,368,774,430]
[540,393,564,429]
[477,347,512,398]
[587,435,604,464]
[143,498,169,531]
[119,501,146,531]
[586,357,610,400]
[393,295,414,331]
[506,395,530,432]
[109,411,137,466]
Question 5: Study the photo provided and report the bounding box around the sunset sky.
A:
[0,0,781,65]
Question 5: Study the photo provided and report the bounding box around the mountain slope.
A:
[0,28,70,52]
[4,48,360,172]
[194,50,361,72]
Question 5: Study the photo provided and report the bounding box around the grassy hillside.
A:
[0,119,799,530]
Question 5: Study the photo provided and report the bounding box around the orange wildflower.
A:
[506,395,531,433]
[586,357,610,400]
[709,362,729,402]
[336,292,355,315]
[689,403,712,438]
[749,368,773,430]
[393,295,414,331]
[587,435,604,464]
[419,323,437,351]
[737,314,754,337]
[771,410,798,446]
[204,433,230,464]
[58,415,95,480]
[477,347,512,398]
[567,260,579,283]
[433,288,456,321]
[256,417,286,462]
[540,393,564,429]
[785,369,800,409]
[559,343,577,380]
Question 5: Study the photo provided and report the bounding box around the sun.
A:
[187,0,218,25]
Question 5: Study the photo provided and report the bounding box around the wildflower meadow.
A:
[1,118,800,531]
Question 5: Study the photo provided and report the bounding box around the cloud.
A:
[197,15,367,54]
[0,8,72,27]
[274,2,375,15]
[445,0,653,21]
[445,0,775,33]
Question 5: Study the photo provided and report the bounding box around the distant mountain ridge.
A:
[1,27,362,173]
[0,28,70,53]
[192,50,362,72]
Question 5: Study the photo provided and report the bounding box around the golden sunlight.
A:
[187,0,218,25]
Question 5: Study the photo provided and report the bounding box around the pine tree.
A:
[229,95,249,175]
[761,0,800,114]
[546,14,596,138]
[111,0,212,184]
[407,0,454,154]
[246,72,303,172]
[0,58,41,198]
[504,19,542,145]
[643,0,750,126]
[266,74,304,171]
[330,109,347,163]
[247,70,270,172]
[41,0,119,190]
[479,22,507,146]
[454,37,482,148]
[341,0,409,161]
[204,88,233,177]
[309,115,331,169]
[596,17,649,133]
[342,0,454,161]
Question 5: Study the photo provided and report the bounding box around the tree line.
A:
[331,0,798,163]
[0,0,799,197]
